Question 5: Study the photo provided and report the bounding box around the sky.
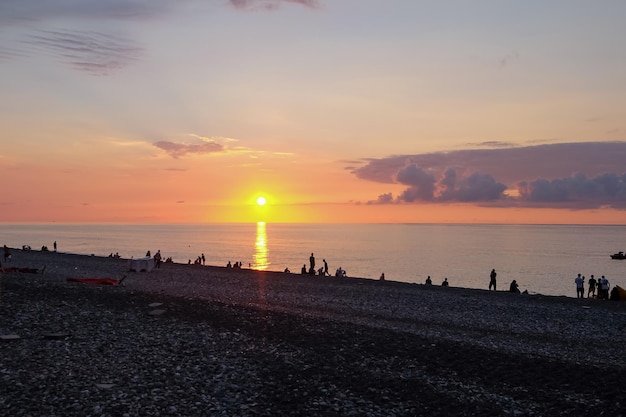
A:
[1,0,626,224]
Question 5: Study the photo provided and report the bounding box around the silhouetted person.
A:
[309,253,315,272]
[53,241,57,252]
[588,275,597,298]
[489,269,497,291]
[442,278,449,287]
[301,264,307,274]
[425,276,432,285]
[379,272,385,281]
[323,259,329,276]
[574,273,584,298]
[509,280,520,294]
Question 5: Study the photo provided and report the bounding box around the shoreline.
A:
[2,249,626,416]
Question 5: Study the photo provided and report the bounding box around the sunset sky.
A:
[1,0,626,224]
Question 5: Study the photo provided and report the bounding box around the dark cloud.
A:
[154,141,224,159]
[367,193,394,205]
[396,164,436,201]
[518,173,626,205]
[392,165,506,203]
[355,142,626,209]
[26,29,142,75]
[228,0,319,11]
[353,142,626,187]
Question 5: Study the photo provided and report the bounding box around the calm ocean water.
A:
[1,223,625,297]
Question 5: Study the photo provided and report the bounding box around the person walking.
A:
[574,273,584,298]
[489,269,497,291]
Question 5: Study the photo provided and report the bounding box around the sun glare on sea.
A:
[256,196,267,206]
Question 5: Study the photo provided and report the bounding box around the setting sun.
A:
[256,196,267,206]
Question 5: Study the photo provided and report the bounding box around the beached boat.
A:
[610,251,626,259]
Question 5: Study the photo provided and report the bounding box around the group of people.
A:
[574,273,611,299]
[424,275,449,287]
[489,268,523,294]
[298,253,333,277]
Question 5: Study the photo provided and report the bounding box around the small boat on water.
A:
[610,251,626,260]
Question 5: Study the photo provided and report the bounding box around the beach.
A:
[1,249,625,416]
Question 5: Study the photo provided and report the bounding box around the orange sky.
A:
[1,1,625,224]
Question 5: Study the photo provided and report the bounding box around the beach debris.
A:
[0,334,20,341]
[148,309,167,316]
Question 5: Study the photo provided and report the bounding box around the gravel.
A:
[1,249,625,416]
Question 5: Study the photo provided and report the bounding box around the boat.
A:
[610,251,626,260]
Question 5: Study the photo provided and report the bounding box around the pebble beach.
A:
[1,249,625,417]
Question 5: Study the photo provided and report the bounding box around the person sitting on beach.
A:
[301,264,307,274]
[227,261,232,268]
[379,272,385,281]
[284,267,290,273]
[442,278,449,287]
[146,250,151,257]
[509,280,520,294]
[425,276,432,285]
[587,275,597,298]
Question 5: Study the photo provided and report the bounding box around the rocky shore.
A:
[1,249,625,416]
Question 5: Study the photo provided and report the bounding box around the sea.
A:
[1,223,624,297]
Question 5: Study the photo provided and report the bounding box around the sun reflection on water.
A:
[253,221,269,270]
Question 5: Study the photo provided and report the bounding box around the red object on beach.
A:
[66,277,122,286]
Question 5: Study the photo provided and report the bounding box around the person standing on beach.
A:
[489,269,497,291]
[323,259,329,276]
[53,241,57,252]
[574,273,584,298]
[309,253,315,273]
[588,275,597,298]
[599,275,610,299]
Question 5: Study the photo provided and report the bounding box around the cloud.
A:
[352,142,626,187]
[518,173,626,205]
[0,0,173,74]
[25,29,142,75]
[0,1,168,24]
[392,165,506,203]
[228,0,319,11]
[154,140,225,159]
[355,142,626,209]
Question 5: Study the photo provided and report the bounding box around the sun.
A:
[256,196,267,206]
